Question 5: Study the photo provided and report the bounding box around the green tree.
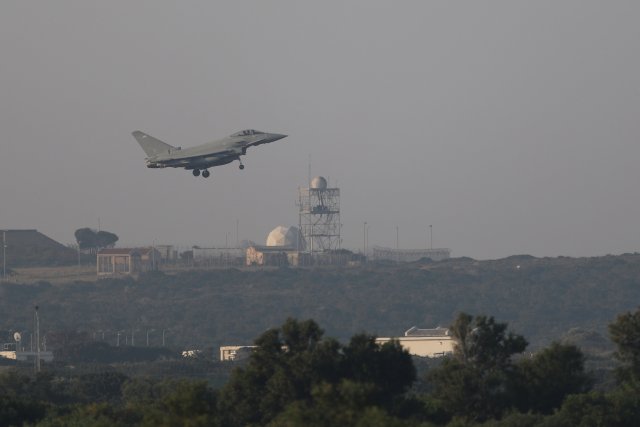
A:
[269,380,413,427]
[512,342,592,414]
[0,395,48,426]
[96,230,119,248]
[542,387,640,427]
[342,334,416,407]
[609,306,640,383]
[217,318,416,427]
[427,313,527,422]
[74,227,118,252]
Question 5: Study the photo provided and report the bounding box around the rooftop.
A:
[404,326,450,337]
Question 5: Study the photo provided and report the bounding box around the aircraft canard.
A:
[132,129,287,178]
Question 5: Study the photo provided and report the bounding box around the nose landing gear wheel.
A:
[202,170,210,178]
[192,169,201,177]
[239,164,245,170]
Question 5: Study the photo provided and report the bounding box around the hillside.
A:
[1,254,639,352]
[0,229,77,268]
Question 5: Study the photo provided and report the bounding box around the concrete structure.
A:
[372,246,451,263]
[375,326,454,358]
[246,246,290,266]
[97,248,142,275]
[220,345,257,361]
[97,247,163,275]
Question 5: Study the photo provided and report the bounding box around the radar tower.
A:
[298,176,341,253]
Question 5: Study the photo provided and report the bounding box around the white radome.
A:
[266,226,306,250]
[310,176,328,190]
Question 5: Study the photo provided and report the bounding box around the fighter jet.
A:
[132,129,287,178]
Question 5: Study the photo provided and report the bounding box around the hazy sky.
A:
[1,1,639,259]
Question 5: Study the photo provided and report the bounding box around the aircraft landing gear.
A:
[238,158,245,170]
[202,170,210,178]
[192,169,201,177]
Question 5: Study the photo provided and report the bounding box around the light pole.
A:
[429,225,433,249]
[366,224,370,257]
[363,222,367,258]
[34,305,41,373]
[396,226,400,264]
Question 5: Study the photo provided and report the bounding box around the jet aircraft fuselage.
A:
[132,129,287,178]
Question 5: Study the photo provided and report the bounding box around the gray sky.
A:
[1,1,639,259]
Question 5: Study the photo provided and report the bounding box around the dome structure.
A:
[266,226,306,250]
[310,176,328,190]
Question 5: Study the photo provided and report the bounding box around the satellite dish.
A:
[13,332,21,342]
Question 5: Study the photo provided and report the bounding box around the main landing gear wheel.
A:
[192,169,201,177]
[202,170,210,178]
[239,164,245,170]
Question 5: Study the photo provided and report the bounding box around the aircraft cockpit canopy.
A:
[232,129,264,137]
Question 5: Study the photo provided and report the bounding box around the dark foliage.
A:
[427,314,528,422]
[217,318,415,426]
[2,310,640,426]
[512,342,592,414]
[609,306,640,383]
[74,227,118,251]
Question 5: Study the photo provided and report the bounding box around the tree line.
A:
[2,308,640,426]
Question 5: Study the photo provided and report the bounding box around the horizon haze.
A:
[1,1,639,259]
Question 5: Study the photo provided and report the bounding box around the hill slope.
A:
[1,254,639,351]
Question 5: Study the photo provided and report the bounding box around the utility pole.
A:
[396,226,400,264]
[34,306,41,373]
[429,225,433,250]
[363,222,367,258]
[3,230,6,282]
[366,224,370,257]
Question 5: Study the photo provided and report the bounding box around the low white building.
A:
[0,350,54,363]
[375,326,454,358]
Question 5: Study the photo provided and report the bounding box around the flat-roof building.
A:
[375,326,454,358]
[97,247,160,276]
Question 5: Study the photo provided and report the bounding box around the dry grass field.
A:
[8,266,98,284]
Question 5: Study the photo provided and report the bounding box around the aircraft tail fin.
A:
[132,131,176,157]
